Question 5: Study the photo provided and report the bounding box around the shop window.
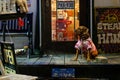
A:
[51,0,80,41]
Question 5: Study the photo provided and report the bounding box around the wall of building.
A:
[94,0,120,7]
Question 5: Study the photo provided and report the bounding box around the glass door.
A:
[51,0,80,41]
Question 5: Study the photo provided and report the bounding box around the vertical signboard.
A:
[95,8,120,53]
[0,41,17,74]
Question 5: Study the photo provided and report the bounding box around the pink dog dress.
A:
[75,38,97,52]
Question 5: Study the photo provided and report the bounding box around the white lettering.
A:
[97,22,120,30]
[97,34,106,44]
[97,31,120,44]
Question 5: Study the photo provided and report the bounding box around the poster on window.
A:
[95,8,120,53]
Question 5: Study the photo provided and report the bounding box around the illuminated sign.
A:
[57,1,74,9]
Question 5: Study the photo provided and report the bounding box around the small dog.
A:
[72,26,98,61]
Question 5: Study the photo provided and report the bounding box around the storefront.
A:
[41,0,91,52]
[0,0,120,79]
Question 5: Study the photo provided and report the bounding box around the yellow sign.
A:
[4,49,15,65]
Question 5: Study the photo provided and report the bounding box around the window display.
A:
[0,0,120,79]
[11,0,120,66]
[51,0,79,41]
[72,26,98,61]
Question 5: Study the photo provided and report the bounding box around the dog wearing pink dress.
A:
[72,26,98,61]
